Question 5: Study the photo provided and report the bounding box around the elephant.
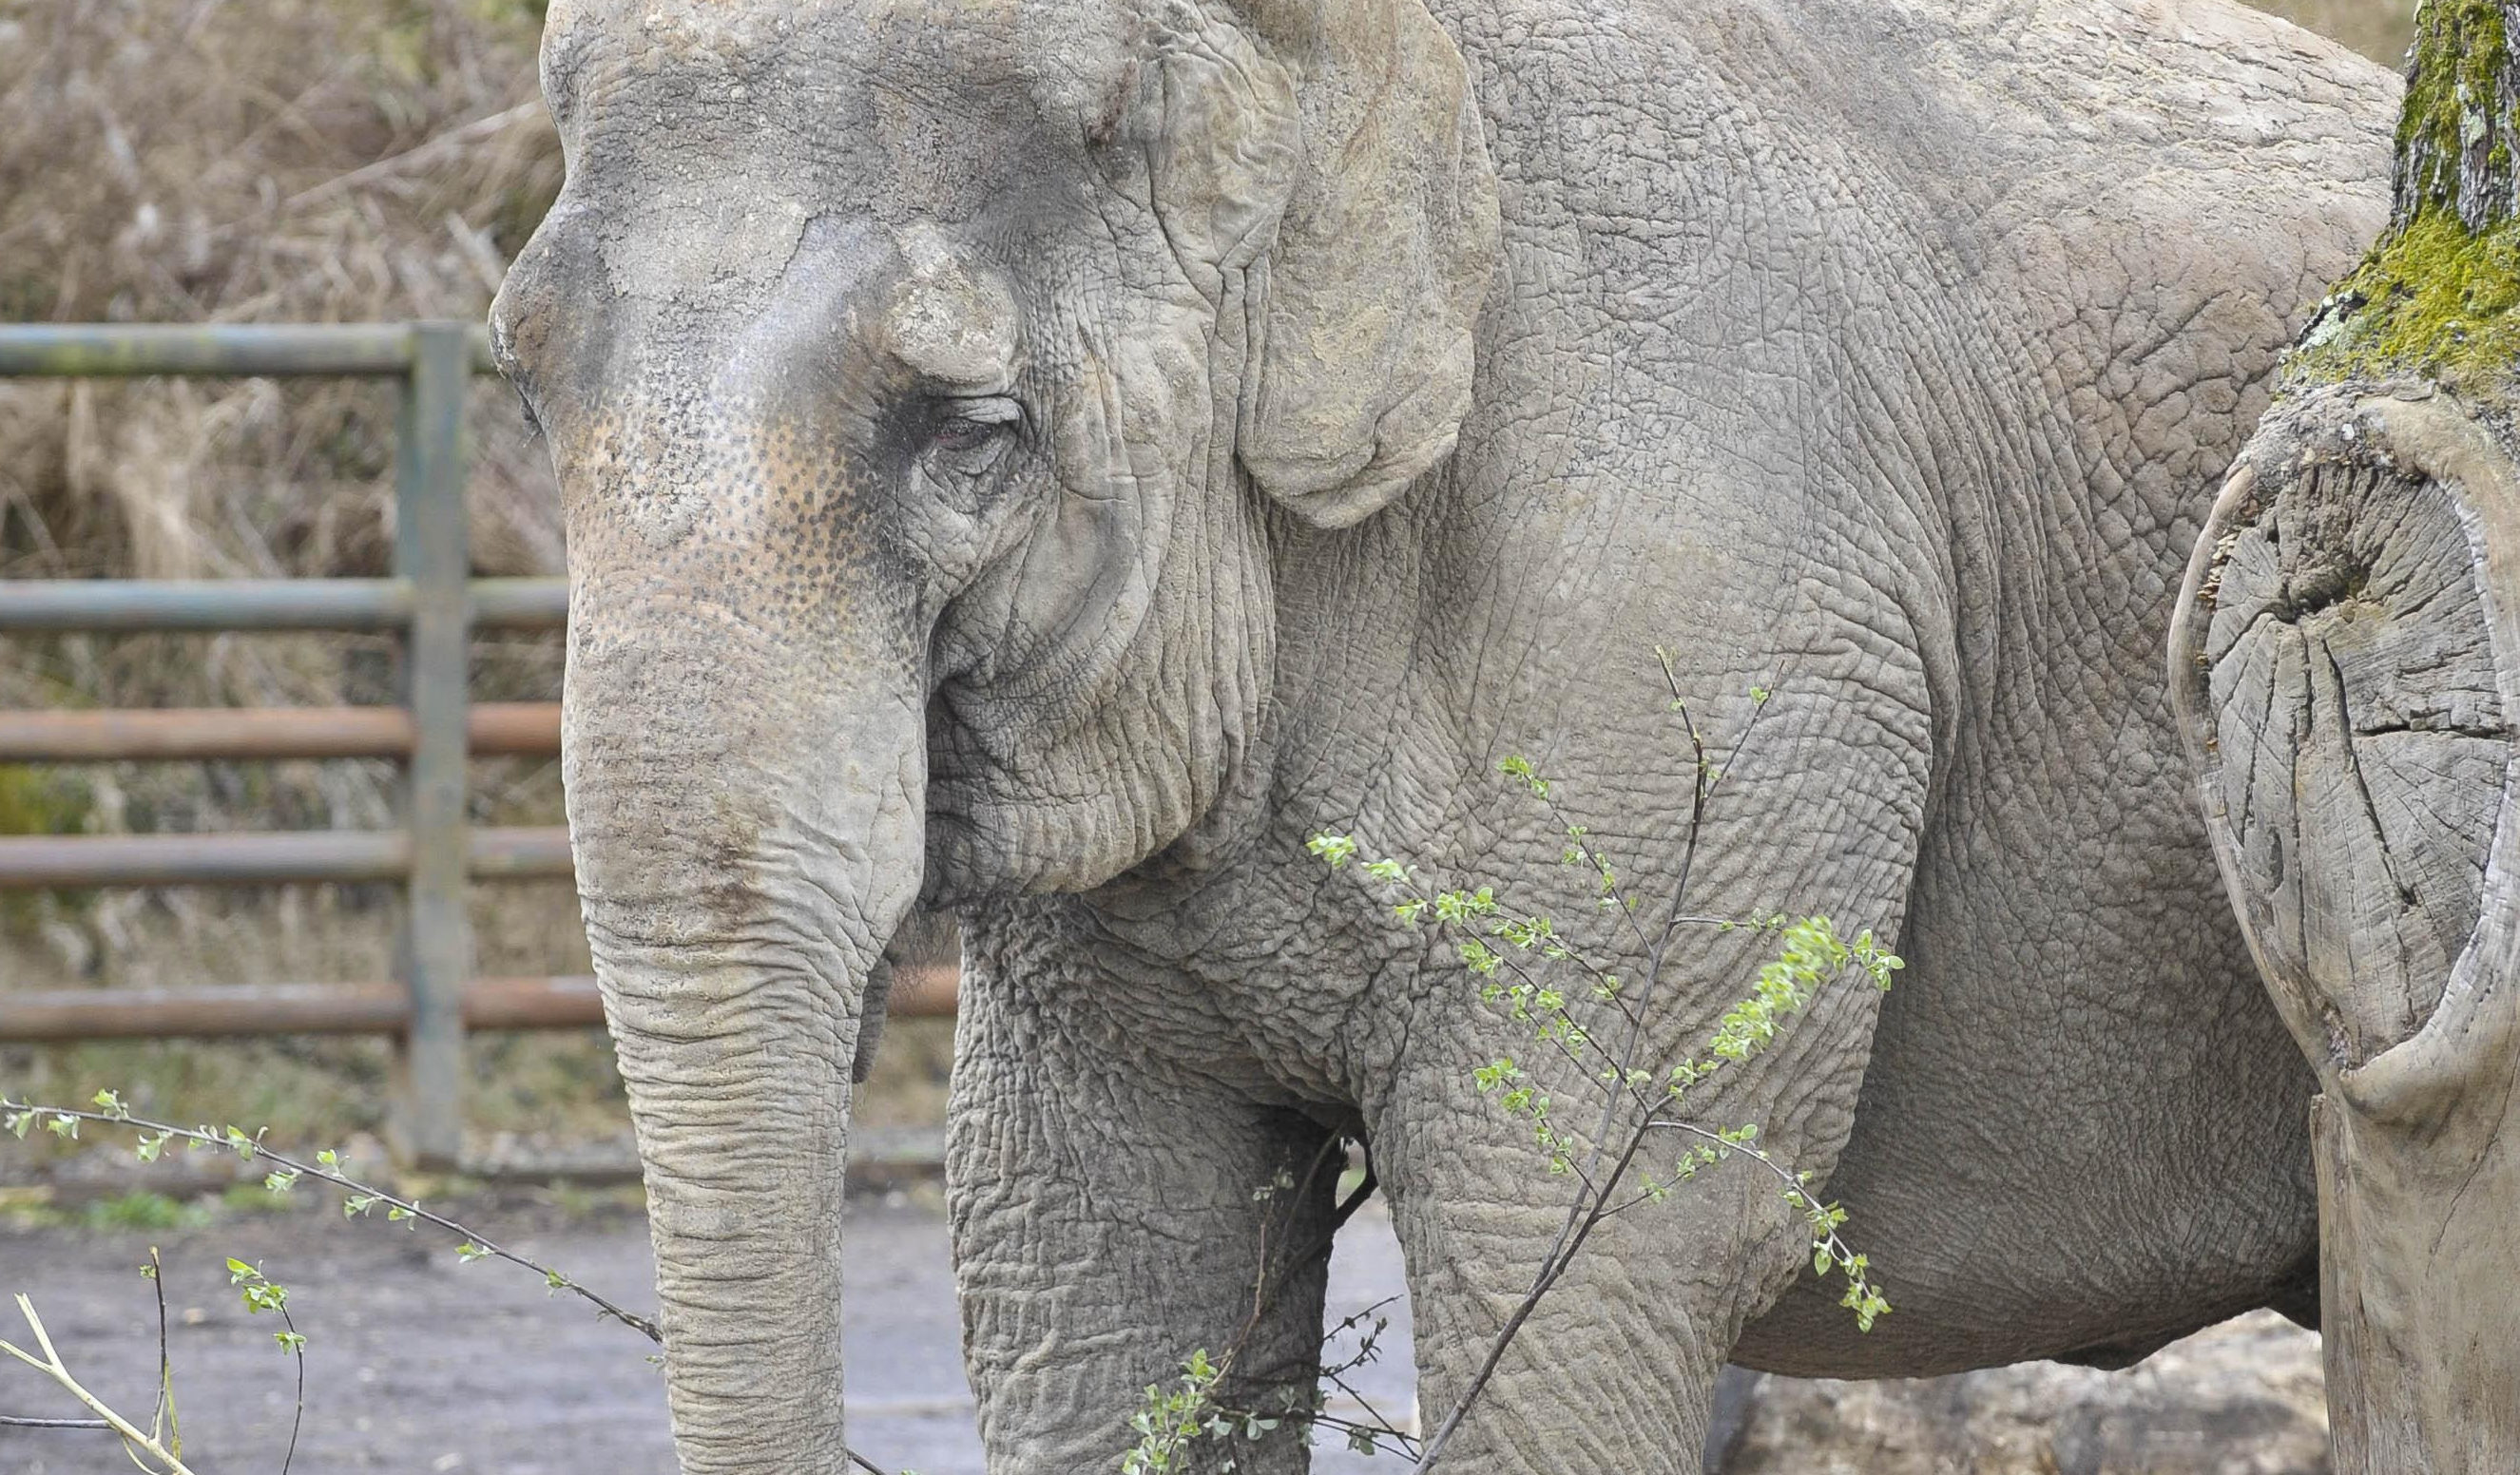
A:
[488,0,2399,1469]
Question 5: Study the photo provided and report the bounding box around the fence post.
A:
[393,322,474,1169]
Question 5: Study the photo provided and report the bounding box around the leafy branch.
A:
[1148,667,1900,1470]
[2,1091,660,1342]
[226,1258,306,1474]
[0,1093,923,1475]
[1,1293,199,1475]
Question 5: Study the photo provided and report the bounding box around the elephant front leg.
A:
[1375,1035,1870,1475]
[947,971,1344,1474]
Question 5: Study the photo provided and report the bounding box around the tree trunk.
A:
[2169,4,2520,1467]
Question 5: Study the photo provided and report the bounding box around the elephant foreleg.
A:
[1374,1033,1870,1475]
[947,953,1341,1475]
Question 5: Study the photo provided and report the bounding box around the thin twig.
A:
[276,1299,304,1475]
[1409,672,1798,1470]
[4,1101,918,1475]
[0,1415,112,1428]
[0,1100,660,1342]
[145,1246,179,1457]
[0,1297,199,1475]
[2,1099,927,1472]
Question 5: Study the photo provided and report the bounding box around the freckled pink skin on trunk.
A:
[543,222,951,1468]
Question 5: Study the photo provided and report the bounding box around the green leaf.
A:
[1305,834,1358,870]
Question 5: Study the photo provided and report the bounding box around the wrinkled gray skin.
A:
[491,0,2395,1470]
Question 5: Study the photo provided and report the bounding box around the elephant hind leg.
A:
[2261,1250,2319,1334]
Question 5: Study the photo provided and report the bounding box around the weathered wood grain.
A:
[2196,448,2504,1065]
[2173,386,2520,1471]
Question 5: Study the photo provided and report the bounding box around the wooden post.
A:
[2174,388,2520,1466]
[393,322,476,1170]
[2171,5,2520,1460]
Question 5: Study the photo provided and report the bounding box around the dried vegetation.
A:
[0,0,599,1150]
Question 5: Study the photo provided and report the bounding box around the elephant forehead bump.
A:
[881,226,1021,388]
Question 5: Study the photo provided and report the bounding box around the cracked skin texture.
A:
[500,0,2397,1470]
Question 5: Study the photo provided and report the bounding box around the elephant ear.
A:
[1229,0,1500,529]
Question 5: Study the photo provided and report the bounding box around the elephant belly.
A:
[1729,708,2320,1378]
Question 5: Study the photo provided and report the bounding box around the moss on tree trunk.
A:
[2290,0,2520,390]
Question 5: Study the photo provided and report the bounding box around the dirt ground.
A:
[0,1190,1417,1475]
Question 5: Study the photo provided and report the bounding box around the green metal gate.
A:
[0,323,575,1167]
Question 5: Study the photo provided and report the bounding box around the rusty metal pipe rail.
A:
[0,321,805,1165]
[0,827,574,890]
[0,967,960,1043]
[0,978,601,1041]
[0,702,561,762]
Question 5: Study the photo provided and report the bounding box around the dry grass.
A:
[0,0,592,1157]
[0,0,2422,1159]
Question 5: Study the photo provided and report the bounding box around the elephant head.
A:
[490,0,1495,1468]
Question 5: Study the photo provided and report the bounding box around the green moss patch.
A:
[2394,0,2513,220]
[2289,208,2520,391]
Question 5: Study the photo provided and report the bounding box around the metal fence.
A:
[0,322,949,1168]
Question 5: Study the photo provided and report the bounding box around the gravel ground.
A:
[0,1190,2326,1474]
[0,1194,1416,1475]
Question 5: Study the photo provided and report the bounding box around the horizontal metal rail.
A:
[0,826,573,890]
[0,321,575,1162]
[0,702,561,761]
[0,576,566,632]
[0,978,596,1040]
[0,966,960,1043]
[0,323,496,378]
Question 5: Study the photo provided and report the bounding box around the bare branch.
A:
[0,1297,199,1475]
[1,1100,660,1343]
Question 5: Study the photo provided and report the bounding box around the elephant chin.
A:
[562,617,926,1474]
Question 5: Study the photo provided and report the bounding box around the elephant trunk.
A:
[563,592,924,1475]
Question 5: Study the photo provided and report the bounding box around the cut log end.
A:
[2173,386,2520,1077]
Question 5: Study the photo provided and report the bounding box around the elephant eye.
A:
[923,396,1023,458]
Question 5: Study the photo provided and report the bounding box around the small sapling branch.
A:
[0,1092,661,1342]
[0,1294,200,1474]
[1298,673,1895,1470]
[0,1095,921,1475]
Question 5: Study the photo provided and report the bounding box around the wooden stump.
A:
[2171,384,2520,1471]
